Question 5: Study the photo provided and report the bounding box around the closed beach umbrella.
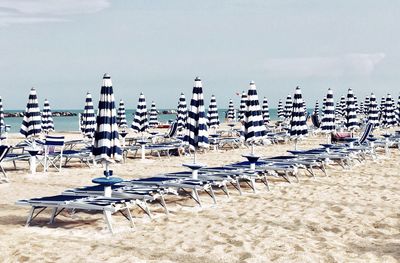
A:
[92,73,122,198]
[149,101,158,128]
[284,94,293,120]
[0,97,4,136]
[41,99,54,133]
[176,93,187,132]
[226,99,235,121]
[20,88,41,138]
[336,95,346,118]
[81,92,96,138]
[344,88,359,130]
[262,97,270,124]
[396,95,400,125]
[382,94,396,128]
[320,88,336,133]
[241,81,266,148]
[184,77,209,163]
[277,100,284,119]
[207,95,220,129]
[238,91,247,121]
[354,95,360,114]
[364,96,370,115]
[368,93,380,126]
[380,97,386,113]
[117,100,128,128]
[131,93,148,132]
[313,100,319,116]
[322,97,326,113]
[289,86,308,149]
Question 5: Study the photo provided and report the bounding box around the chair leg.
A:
[103,210,114,234]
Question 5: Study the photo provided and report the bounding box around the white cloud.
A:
[0,0,110,26]
[263,53,386,78]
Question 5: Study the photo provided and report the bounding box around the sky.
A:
[0,0,399,109]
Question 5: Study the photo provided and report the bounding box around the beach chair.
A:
[0,145,11,183]
[16,195,134,234]
[43,135,65,172]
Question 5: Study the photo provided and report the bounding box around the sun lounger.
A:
[16,195,134,233]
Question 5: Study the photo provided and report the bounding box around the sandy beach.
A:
[0,128,399,263]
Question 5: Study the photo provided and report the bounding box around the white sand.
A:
[0,127,399,262]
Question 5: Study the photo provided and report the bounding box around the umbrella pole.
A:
[104,161,112,197]
[294,138,298,150]
[251,144,255,155]
[193,149,197,164]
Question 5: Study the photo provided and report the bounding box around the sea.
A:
[3,108,312,133]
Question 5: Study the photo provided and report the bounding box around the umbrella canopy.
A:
[41,99,54,133]
[354,95,360,114]
[241,81,266,142]
[149,101,159,128]
[81,92,96,138]
[382,94,397,128]
[368,93,380,126]
[313,100,319,116]
[131,93,148,132]
[396,95,400,125]
[262,97,270,124]
[0,97,4,135]
[207,95,220,128]
[176,93,188,132]
[380,97,386,113]
[238,91,247,121]
[284,94,293,120]
[183,77,209,151]
[92,73,122,162]
[344,88,359,130]
[20,88,41,138]
[277,100,284,119]
[336,95,346,118]
[289,86,308,138]
[320,88,336,133]
[364,96,370,115]
[226,99,235,121]
[117,100,128,128]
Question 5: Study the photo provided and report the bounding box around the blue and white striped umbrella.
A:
[368,93,380,126]
[344,88,359,130]
[284,94,293,120]
[131,93,148,132]
[41,99,54,133]
[277,100,284,119]
[382,94,396,128]
[81,92,96,138]
[149,101,159,128]
[396,95,400,125]
[336,95,346,118]
[320,88,336,133]
[241,81,266,143]
[354,95,360,114]
[176,93,187,132]
[0,97,4,135]
[92,73,122,162]
[20,88,41,138]
[184,77,209,151]
[207,95,220,128]
[364,96,370,115]
[238,91,247,121]
[117,99,128,128]
[313,100,319,116]
[380,97,386,114]
[262,97,270,124]
[226,99,235,121]
[289,86,308,138]
[322,97,327,113]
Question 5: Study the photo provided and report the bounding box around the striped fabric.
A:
[117,100,128,128]
[41,99,54,133]
[382,94,397,127]
[321,88,336,133]
[359,102,364,116]
[344,88,359,130]
[289,87,308,137]
[45,135,65,146]
[337,95,346,118]
[184,77,208,150]
[368,93,380,126]
[131,92,148,132]
[207,95,220,128]
[364,96,370,115]
[81,92,96,138]
[284,94,293,120]
[149,101,159,128]
[226,99,235,121]
[354,96,360,114]
[176,93,188,132]
[241,81,266,142]
[322,97,326,113]
[0,97,4,134]
[238,91,247,121]
[92,74,122,161]
[20,88,42,138]
[313,101,319,116]
[396,95,400,125]
[262,97,270,124]
[380,97,386,114]
[277,100,284,119]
